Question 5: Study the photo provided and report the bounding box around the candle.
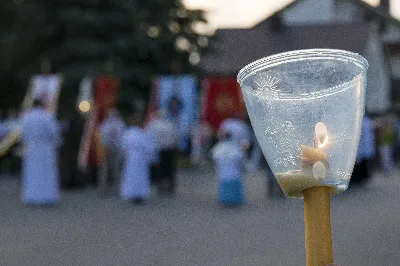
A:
[275,122,333,197]
[301,145,327,164]
[301,122,329,179]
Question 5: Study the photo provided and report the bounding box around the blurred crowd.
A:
[1,101,400,207]
[0,99,280,207]
[351,112,400,186]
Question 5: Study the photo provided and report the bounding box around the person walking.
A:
[98,108,125,195]
[20,99,61,205]
[146,110,179,196]
[211,131,245,207]
[120,110,157,204]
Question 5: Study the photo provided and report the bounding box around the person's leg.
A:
[191,139,201,164]
[265,163,284,197]
[388,146,395,172]
[131,198,145,205]
[69,146,85,188]
[0,157,4,174]
[379,145,394,174]
[153,151,163,194]
[163,150,170,191]
[2,152,11,174]
[351,161,362,184]
[98,157,109,194]
[110,149,121,194]
[10,149,18,175]
[166,149,177,195]
[361,158,370,183]
[158,149,171,194]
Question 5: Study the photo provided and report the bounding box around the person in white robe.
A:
[211,131,245,206]
[98,108,125,195]
[120,112,157,204]
[21,99,60,205]
[219,114,251,152]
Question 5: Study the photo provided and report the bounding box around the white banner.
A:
[0,74,62,157]
[31,74,63,114]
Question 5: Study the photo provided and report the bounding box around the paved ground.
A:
[0,165,400,265]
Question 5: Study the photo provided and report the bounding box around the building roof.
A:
[348,0,400,28]
[201,23,371,75]
[286,0,400,27]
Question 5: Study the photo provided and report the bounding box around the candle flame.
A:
[314,122,328,148]
[318,135,329,148]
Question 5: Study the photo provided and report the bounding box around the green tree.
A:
[137,0,209,74]
[0,0,210,115]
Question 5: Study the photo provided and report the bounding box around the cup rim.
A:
[237,49,369,86]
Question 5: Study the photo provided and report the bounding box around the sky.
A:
[184,0,400,33]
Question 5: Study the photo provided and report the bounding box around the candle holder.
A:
[237,49,368,266]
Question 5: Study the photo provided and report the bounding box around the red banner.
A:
[79,75,119,169]
[145,79,159,124]
[200,77,247,133]
[93,75,120,123]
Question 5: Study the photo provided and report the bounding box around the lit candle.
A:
[300,122,329,180]
[275,122,331,197]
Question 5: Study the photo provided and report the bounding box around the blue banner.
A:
[154,75,198,152]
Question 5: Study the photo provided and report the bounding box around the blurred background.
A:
[1,0,400,265]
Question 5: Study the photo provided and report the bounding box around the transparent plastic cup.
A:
[237,49,368,198]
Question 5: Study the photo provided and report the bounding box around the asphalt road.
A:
[0,165,400,266]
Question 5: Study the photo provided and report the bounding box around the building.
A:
[201,0,400,114]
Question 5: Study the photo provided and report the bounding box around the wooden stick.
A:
[303,186,333,266]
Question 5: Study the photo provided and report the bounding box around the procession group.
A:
[9,96,275,207]
[1,94,398,207]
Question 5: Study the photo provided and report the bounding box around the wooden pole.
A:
[303,186,333,266]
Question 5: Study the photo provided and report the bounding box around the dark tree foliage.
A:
[0,0,210,116]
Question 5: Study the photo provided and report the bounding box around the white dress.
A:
[120,126,156,200]
[21,108,60,205]
[219,118,251,147]
[212,141,244,182]
[211,140,245,205]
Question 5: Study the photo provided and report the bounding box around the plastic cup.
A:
[237,49,368,198]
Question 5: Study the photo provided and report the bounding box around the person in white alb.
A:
[120,109,157,204]
[20,99,61,205]
[211,131,245,206]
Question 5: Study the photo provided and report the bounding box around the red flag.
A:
[200,76,247,133]
[79,75,119,169]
